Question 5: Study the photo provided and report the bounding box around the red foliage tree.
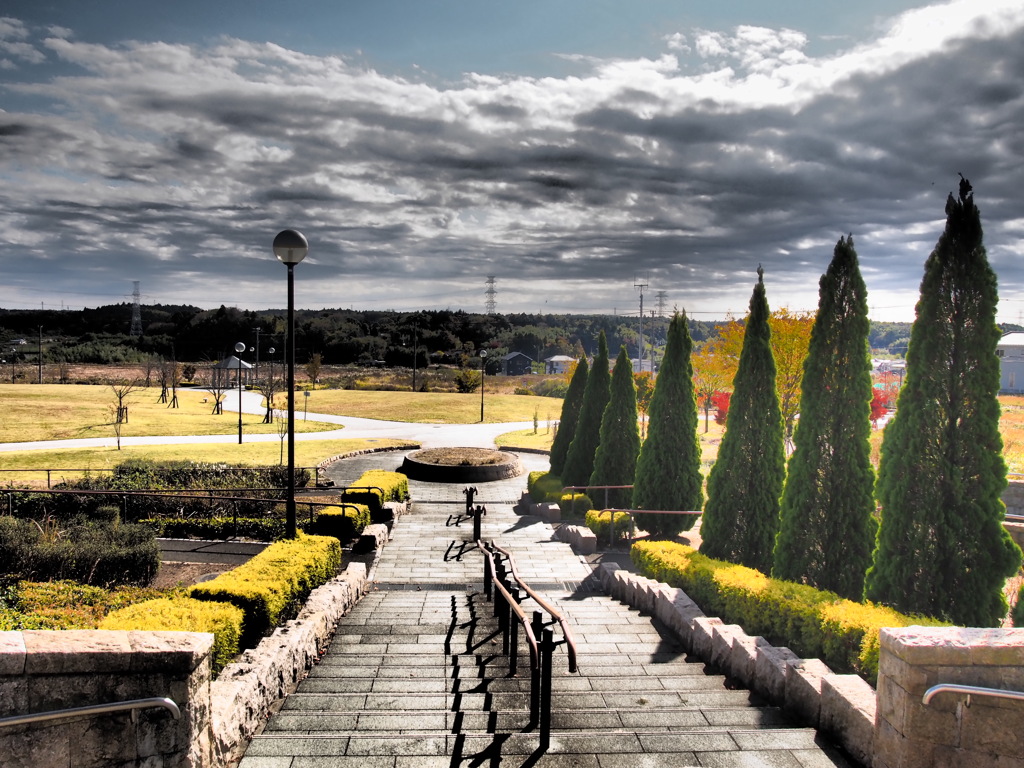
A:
[869,388,888,426]
[712,390,731,424]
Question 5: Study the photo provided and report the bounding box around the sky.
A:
[1,0,1023,323]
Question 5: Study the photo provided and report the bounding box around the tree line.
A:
[1,300,945,370]
[546,179,1020,627]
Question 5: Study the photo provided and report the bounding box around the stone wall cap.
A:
[881,627,1024,666]
[0,631,27,675]
[23,630,134,674]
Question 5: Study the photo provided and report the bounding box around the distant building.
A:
[632,358,655,374]
[544,355,576,375]
[501,352,533,376]
[997,332,1024,394]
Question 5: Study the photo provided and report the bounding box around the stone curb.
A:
[552,522,597,555]
[593,563,875,766]
[315,444,420,470]
[209,561,369,766]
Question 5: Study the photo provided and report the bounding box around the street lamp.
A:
[273,229,309,539]
[480,349,487,422]
[234,341,245,444]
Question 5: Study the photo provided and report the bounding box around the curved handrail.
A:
[476,541,540,671]
[489,541,578,673]
[923,683,1024,706]
[0,697,180,728]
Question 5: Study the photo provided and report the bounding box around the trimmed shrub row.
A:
[559,492,593,518]
[309,504,372,542]
[140,516,288,541]
[341,470,408,523]
[630,540,948,683]
[187,533,342,649]
[101,597,244,674]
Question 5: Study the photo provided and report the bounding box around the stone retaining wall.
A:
[594,563,875,766]
[0,561,370,768]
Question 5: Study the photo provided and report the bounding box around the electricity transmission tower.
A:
[485,276,497,314]
[635,273,649,370]
[655,290,668,318]
[129,281,143,337]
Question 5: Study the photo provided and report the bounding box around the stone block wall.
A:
[873,626,1024,768]
[0,630,213,768]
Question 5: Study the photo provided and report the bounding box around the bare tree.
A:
[157,358,169,403]
[203,368,228,415]
[305,353,322,386]
[252,366,281,424]
[168,359,181,409]
[110,379,139,424]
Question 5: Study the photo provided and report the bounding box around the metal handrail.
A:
[489,541,578,673]
[476,541,540,670]
[923,683,1024,706]
[0,697,180,728]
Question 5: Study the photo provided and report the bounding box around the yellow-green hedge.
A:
[586,510,633,542]
[344,470,409,521]
[310,504,372,541]
[100,597,243,674]
[630,540,949,683]
[559,492,593,517]
[188,533,342,649]
[528,471,563,503]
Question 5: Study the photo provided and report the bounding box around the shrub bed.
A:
[0,579,167,631]
[630,540,948,683]
[0,517,160,588]
[188,533,342,649]
[101,597,244,674]
[140,516,287,541]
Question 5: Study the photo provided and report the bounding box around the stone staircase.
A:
[242,585,852,766]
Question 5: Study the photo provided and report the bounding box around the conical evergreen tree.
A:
[700,267,785,573]
[589,346,641,509]
[772,236,877,599]
[633,312,704,536]
[865,179,1021,626]
[562,331,611,489]
[549,356,589,477]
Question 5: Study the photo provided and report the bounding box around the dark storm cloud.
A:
[1,2,1023,318]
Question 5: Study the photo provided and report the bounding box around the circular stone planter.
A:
[400,447,524,483]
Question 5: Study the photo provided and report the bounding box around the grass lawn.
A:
[0,438,412,487]
[0,384,339,443]
[286,389,562,425]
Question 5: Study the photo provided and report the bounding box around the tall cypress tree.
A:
[589,346,641,509]
[549,356,589,477]
[700,267,785,573]
[562,331,611,489]
[773,236,876,599]
[633,312,704,536]
[865,179,1021,626]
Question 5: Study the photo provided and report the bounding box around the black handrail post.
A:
[508,587,520,676]
[472,504,484,541]
[482,549,492,600]
[530,610,544,727]
[540,628,555,751]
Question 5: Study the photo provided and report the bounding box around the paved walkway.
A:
[238,456,854,767]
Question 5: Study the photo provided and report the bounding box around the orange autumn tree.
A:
[701,309,814,438]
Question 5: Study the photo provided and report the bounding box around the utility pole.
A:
[37,326,42,384]
[634,274,648,372]
[254,327,261,380]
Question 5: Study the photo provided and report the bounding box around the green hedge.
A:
[0,517,159,588]
[343,470,408,522]
[140,517,287,541]
[310,504,372,541]
[100,597,244,674]
[630,540,949,683]
[527,471,563,503]
[188,533,342,649]
[585,509,632,542]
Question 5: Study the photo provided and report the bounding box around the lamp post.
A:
[234,341,245,444]
[480,349,487,422]
[273,229,309,539]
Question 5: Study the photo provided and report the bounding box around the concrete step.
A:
[244,726,836,764]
